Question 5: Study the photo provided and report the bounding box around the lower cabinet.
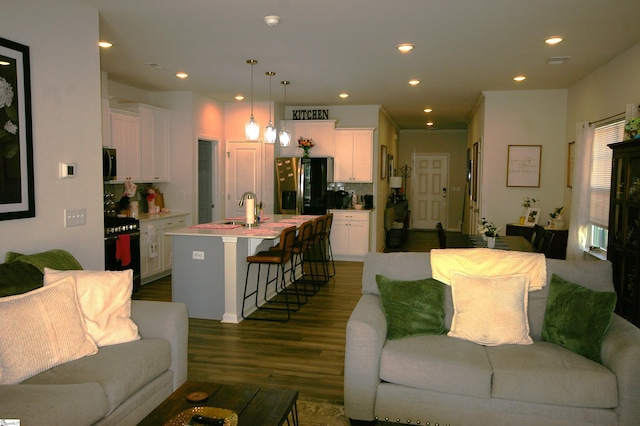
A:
[330,210,370,261]
[140,214,188,283]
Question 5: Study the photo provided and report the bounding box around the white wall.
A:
[480,90,568,233]
[0,0,104,268]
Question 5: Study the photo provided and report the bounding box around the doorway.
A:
[411,153,449,230]
[198,139,218,224]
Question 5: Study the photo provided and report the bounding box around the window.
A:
[589,120,625,251]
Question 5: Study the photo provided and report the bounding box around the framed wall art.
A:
[0,37,34,220]
[524,207,541,226]
[507,145,541,188]
[381,145,387,179]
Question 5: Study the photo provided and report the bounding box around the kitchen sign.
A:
[292,109,329,120]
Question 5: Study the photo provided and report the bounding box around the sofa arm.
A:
[131,300,188,391]
[601,314,640,426]
[344,294,387,421]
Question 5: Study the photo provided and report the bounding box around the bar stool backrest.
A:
[296,220,314,252]
[311,216,326,243]
[278,226,297,262]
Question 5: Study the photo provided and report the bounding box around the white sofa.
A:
[344,252,640,426]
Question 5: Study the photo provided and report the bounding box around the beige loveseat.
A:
[344,251,640,425]
[0,250,188,425]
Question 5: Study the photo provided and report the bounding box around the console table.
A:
[505,223,568,259]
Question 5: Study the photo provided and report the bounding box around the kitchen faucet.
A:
[239,191,257,207]
[239,191,258,225]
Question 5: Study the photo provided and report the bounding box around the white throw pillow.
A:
[0,277,98,384]
[448,271,533,346]
[44,268,140,347]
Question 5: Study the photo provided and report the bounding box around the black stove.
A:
[104,215,141,293]
[104,215,140,236]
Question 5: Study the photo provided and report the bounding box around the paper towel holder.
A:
[239,191,258,228]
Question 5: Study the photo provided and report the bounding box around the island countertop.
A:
[166,214,319,239]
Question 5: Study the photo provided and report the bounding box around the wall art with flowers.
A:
[0,37,34,220]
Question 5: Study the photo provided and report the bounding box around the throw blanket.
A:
[430,248,547,291]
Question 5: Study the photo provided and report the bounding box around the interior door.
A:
[198,139,217,224]
[411,153,449,230]
[226,142,263,218]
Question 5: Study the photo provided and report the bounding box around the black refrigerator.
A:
[275,157,334,215]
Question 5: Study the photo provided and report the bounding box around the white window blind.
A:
[590,120,624,228]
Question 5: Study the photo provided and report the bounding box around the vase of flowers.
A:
[298,137,314,158]
[478,218,500,247]
[625,118,640,140]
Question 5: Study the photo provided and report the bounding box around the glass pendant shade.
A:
[279,128,291,147]
[265,121,277,143]
[245,116,260,141]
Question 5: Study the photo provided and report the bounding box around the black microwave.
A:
[103,147,117,181]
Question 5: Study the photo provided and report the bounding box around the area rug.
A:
[296,399,350,426]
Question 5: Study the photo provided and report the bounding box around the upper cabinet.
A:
[105,103,171,183]
[278,120,335,157]
[334,128,374,183]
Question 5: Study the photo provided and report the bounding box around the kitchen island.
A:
[166,214,315,323]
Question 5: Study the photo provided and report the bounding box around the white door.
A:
[226,142,263,218]
[412,153,449,230]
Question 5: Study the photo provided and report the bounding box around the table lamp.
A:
[389,176,403,202]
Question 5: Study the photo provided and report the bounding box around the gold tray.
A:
[164,406,238,426]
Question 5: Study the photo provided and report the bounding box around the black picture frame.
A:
[0,36,34,220]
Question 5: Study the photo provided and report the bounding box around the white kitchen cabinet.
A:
[334,128,374,183]
[329,209,370,261]
[109,110,140,182]
[119,104,171,182]
[278,120,335,157]
[141,213,188,283]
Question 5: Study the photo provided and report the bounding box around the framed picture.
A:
[506,145,541,187]
[388,154,394,181]
[567,142,575,188]
[525,207,541,226]
[380,145,387,179]
[0,37,34,220]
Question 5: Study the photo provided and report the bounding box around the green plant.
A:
[522,197,538,209]
[549,206,564,218]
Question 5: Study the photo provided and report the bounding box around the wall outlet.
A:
[192,250,205,260]
[64,208,86,227]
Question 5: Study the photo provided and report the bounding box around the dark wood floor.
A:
[134,261,364,404]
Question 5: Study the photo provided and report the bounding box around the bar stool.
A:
[289,220,316,297]
[302,215,330,291]
[322,213,336,277]
[241,225,299,321]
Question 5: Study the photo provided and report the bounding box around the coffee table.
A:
[138,381,298,426]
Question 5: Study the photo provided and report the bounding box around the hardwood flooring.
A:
[133,261,364,405]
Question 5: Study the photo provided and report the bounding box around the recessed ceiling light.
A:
[545,36,563,45]
[426,121,434,127]
[339,93,349,99]
[514,75,527,82]
[176,72,188,79]
[397,43,414,53]
[264,15,280,27]
[235,95,245,101]
[408,79,420,86]
[424,108,433,113]
[98,41,113,48]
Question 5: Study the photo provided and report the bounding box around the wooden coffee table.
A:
[139,381,298,426]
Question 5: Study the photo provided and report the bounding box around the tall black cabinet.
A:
[608,139,640,326]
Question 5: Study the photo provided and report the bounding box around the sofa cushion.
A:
[0,277,98,384]
[44,268,140,347]
[5,249,83,273]
[542,273,616,363]
[448,272,533,346]
[362,252,432,295]
[24,338,171,414]
[380,334,492,399]
[487,341,618,408]
[0,261,43,297]
[0,382,109,425]
[376,275,447,339]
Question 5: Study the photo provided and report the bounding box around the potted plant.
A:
[625,118,640,140]
[549,206,565,229]
[478,218,500,248]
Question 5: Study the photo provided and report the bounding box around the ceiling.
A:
[81,0,640,130]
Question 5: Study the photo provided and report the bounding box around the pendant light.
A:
[245,59,260,141]
[264,71,277,144]
[279,80,291,147]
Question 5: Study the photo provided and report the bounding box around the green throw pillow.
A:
[542,273,617,363]
[0,262,44,297]
[5,249,83,273]
[376,274,447,340]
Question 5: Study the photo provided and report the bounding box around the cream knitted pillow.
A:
[0,277,98,384]
[448,271,533,346]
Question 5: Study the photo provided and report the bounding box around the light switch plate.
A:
[65,208,86,227]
